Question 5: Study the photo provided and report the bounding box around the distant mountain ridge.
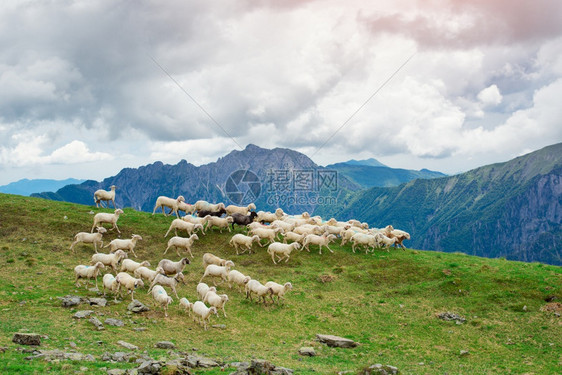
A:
[0,178,85,196]
[342,158,387,168]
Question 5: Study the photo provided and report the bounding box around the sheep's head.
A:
[210,306,218,316]
[132,234,143,241]
[293,243,302,250]
[140,261,151,267]
[248,203,256,210]
[115,208,124,215]
[175,273,186,283]
[177,195,185,203]
[217,202,225,210]
[243,276,251,285]
[155,266,165,275]
[167,296,173,305]
[302,212,310,219]
[110,185,117,190]
[96,227,108,234]
[284,282,293,291]
[224,260,235,269]
[249,211,258,220]
[252,235,260,242]
[95,262,105,269]
[221,294,229,302]
[191,234,199,241]
[181,258,190,266]
[226,217,234,223]
[135,279,145,289]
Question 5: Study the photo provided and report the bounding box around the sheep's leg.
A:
[285,254,290,263]
[130,248,137,258]
[271,252,277,264]
[164,245,171,255]
[70,241,77,252]
[326,245,334,253]
[131,290,135,301]
[173,286,179,300]
[164,226,173,238]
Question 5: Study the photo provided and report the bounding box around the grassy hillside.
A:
[0,193,560,374]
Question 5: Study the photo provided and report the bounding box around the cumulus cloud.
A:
[477,84,502,107]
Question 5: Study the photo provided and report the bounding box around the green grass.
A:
[0,193,560,374]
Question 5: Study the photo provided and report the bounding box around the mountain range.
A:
[0,178,85,196]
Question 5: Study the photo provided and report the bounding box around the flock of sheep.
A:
[71,186,411,329]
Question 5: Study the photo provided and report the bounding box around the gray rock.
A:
[137,360,162,374]
[60,295,82,307]
[117,341,138,351]
[89,297,108,307]
[128,300,150,313]
[155,341,175,349]
[73,310,94,319]
[198,357,220,368]
[105,318,125,327]
[437,312,466,324]
[23,349,96,362]
[212,324,227,329]
[299,347,316,356]
[164,358,192,374]
[272,366,294,374]
[460,350,470,356]
[89,317,105,330]
[134,327,147,332]
[106,370,126,375]
[316,334,358,348]
[361,364,400,374]
[88,287,100,293]
[12,333,42,346]
[69,341,77,349]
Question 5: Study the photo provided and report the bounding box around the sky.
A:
[1,0,562,185]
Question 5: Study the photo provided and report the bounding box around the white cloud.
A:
[477,84,503,107]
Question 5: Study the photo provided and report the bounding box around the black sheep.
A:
[231,211,258,230]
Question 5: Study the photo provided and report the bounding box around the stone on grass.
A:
[73,310,94,319]
[128,300,150,313]
[60,295,82,307]
[437,312,466,324]
[12,333,42,346]
[316,334,358,348]
[155,341,175,349]
[360,364,400,374]
[105,318,124,327]
[137,360,162,374]
[460,350,470,356]
[89,317,105,330]
[117,340,138,351]
[299,347,316,356]
[88,297,108,307]
[106,369,126,375]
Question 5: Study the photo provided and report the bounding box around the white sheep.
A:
[245,279,274,304]
[202,253,231,269]
[267,242,301,264]
[302,234,337,254]
[293,224,323,236]
[179,297,193,316]
[91,208,124,233]
[151,285,173,317]
[115,272,145,301]
[105,234,143,257]
[247,222,267,231]
[271,220,295,234]
[388,229,410,249]
[321,224,345,236]
[340,228,356,246]
[375,233,399,250]
[102,273,120,302]
[227,270,251,292]
[229,234,261,255]
[196,282,217,300]
[199,261,235,286]
[205,215,234,233]
[192,301,218,330]
[177,201,196,216]
[70,226,107,253]
[158,258,190,276]
[164,219,203,237]
[348,219,369,229]
[203,290,229,318]
[249,227,282,246]
[74,262,105,289]
[134,266,165,283]
[350,233,378,254]
[182,215,208,234]
[264,281,293,304]
[256,209,284,223]
[148,272,184,299]
[225,203,256,216]
[195,201,225,213]
[94,185,117,208]
[91,249,128,272]
[152,195,185,218]
[282,231,305,244]
[164,234,199,258]
[120,259,151,273]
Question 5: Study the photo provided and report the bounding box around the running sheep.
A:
[148,272,185,299]
[134,266,165,283]
[91,250,128,272]
[264,281,293,304]
[267,242,301,264]
[302,234,337,254]
[105,234,142,257]
[164,234,199,257]
[164,219,203,237]
[203,290,229,317]
[91,208,124,233]
[74,262,105,289]
[115,272,145,301]
[227,270,251,292]
[152,195,185,218]
[245,279,274,304]
[229,234,261,255]
[120,259,151,273]
[192,301,218,330]
[94,185,117,208]
[70,226,107,253]
[199,261,234,286]
[157,258,190,275]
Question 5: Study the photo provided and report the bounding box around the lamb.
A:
[388,229,410,249]
[94,185,117,208]
[102,273,119,302]
[282,231,305,244]
[205,215,234,233]
[179,297,193,316]
[350,233,378,254]
[152,195,185,218]
[115,272,145,301]
[245,279,274,304]
[267,242,301,264]
[225,203,257,216]
[192,301,218,330]
[91,249,128,272]
[230,212,258,230]
[91,208,124,233]
[120,259,151,273]
[196,282,217,300]
[375,233,399,250]
[158,258,190,276]
[164,219,203,237]
[202,253,231,269]
[256,209,284,224]
[164,234,199,257]
[151,285,173,317]
[227,270,251,292]
[74,262,105,289]
[134,266,165,283]
[229,234,261,255]
[105,234,143,257]
[203,290,229,317]
[249,227,282,246]
[177,201,196,216]
[70,226,107,253]
[148,272,185,299]
[302,233,337,254]
[199,261,235,286]
[264,281,293,304]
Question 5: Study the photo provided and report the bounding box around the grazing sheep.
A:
[115,272,145,301]
[151,285,173,317]
[164,219,203,237]
[74,262,105,289]
[134,266,165,283]
[202,253,230,269]
[148,272,185,299]
[203,290,229,318]
[302,234,337,254]
[152,195,185,218]
[91,208,124,233]
[120,259,151,273]
[102,273,119,302]
[205,215,234,233]
[105,234,142,257]
[267,242,301,264]
[229,234,261,255]
[70,226,107,253]
[192,301,218,330]
[350,233,378,254]
[264,281,293,303]
[179,297,193,316]
[230,212,258,230]
[165,234,199,257]
[249,227,282,246]
[91,250,128,272]
[282,231,305,244]
[94,185,117,208]
[158,258,190,276]
[388,229,410,249]
[196,282,217,301]
[225,203,257,216]
[197,207,226,218]
[227,270,251,292]
[245,279,274,304]
[199,261,235,286]
[177,201,196,216]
